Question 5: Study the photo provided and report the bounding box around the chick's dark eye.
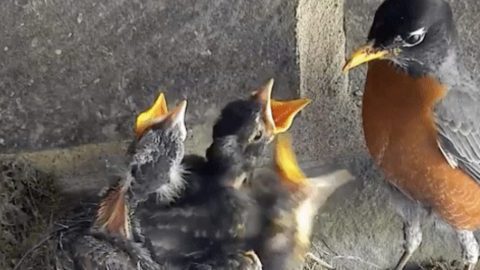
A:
[253,130,263,141]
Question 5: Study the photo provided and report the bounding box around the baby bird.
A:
[136,79,310,269]
[55,93,188,270]
[246,134,354,270]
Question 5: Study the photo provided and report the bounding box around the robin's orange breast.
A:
[363,60,480,230]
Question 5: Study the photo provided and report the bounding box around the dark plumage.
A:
[138,80,309,269]
[137,97,269,270]
[130,121,186,204]
[368,0,456,76]
[55,94,187,270]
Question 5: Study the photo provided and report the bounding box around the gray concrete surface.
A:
[2,0,480,269]
[0,0,299,153]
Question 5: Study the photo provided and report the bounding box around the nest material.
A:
[0,159,60,270]
[419,260,464,270]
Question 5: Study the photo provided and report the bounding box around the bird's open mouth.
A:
[251,79,311,135]
[135,92,169,138]
[134,92,187,139]
[274,133,308,190]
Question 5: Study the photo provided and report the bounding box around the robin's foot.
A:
[394,214,422,270]
[457,230,479,270]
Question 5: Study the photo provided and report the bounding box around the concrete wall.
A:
[0,0,299,154]
[2,0,480,269]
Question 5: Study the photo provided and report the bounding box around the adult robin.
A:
[136,79,310,269]
[343,0,480,269]
[245,134,354,270]
[55,93,188,270]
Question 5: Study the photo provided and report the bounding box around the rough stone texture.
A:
[296,0,360,162]
[0,0,299,153]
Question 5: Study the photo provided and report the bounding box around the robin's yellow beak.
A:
[343,42,392,72]
[135,92,169,139]
[252,79,311,135]
[274,133,308,189]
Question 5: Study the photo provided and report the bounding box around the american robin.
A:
[245,134,354,270]
[55,93,188,270]
[343,0,480,269]
[136,79,310,269]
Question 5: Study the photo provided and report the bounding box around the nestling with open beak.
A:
[245,134,354,270]
[129,93,188,204]
[136,79,310,269]
[195,78,311,191]
[55,93,188,270]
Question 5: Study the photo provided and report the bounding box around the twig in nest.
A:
[305,252,335,269]
[331,255,382,269]
[13,233,55,270]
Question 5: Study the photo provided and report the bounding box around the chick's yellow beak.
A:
[134,92,169,139]
[271,98,311,134]
[343,43,391,72]
[167,100,187,125]
[252,79,311,135]
[274,133,308,189]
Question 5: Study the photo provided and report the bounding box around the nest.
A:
[419,260,464,270]
[0,159,61,270]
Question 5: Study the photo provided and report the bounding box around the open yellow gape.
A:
[251,78,311,135]
[134,92,187,139]
[274,133,308,189]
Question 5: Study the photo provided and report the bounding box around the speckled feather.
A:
[136,98,271,269]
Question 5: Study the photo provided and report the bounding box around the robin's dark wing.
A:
[434,76,480,183]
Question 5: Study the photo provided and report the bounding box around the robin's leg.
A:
[388,185,423,270]
[456,230,479,270]
[394,212,422,270]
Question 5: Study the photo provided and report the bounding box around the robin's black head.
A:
[344,0,457,77]
[206,79,310,188]
[129,94,188,203]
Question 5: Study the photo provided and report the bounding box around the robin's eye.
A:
[403,28,426,47]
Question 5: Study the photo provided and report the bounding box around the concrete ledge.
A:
[0,141,128,194]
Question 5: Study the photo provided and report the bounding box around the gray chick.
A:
[55,93,188,270]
